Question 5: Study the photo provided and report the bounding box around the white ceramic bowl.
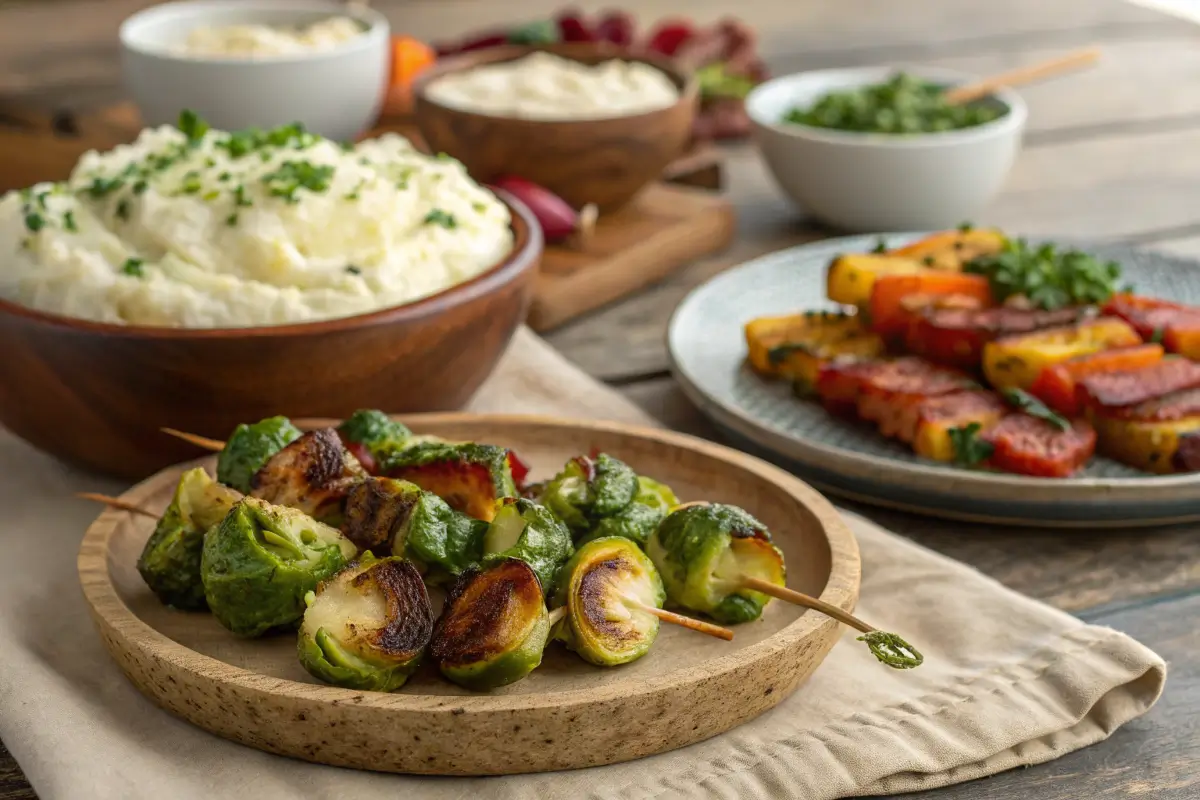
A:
[120,0,390,142]
[746,66,1027,232]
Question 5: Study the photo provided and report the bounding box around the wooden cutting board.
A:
[0,102,735,332]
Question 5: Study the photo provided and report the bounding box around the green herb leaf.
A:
[423,208,457,229]
[261,160,335,203]
[23,212,46,232]
[948,422,994,467]
[963,238,1122,310]
[870,237,888,254]
[115,199,131,221]
[177,109,210,145]
[1001,388,1071,432]
[121,257,145,278]
[1150,327,1165,344]
[345,265,362,275]
[63,211,78,232]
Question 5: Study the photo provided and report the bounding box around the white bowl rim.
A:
[119,0,390,66]
[746,64,1028,148]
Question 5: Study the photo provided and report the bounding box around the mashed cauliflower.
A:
[177,16,365,59]
[0,113,513,328]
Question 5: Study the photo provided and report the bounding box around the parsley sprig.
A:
[1001,388,1071,432]
[948,422,994,467]
[964,238,1124,310]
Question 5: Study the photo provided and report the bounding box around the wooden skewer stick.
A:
[76,492,158,519]
[161,427,225,451]
[547,606,567,627]
[621,596,734,641]
[942,47,1101,106]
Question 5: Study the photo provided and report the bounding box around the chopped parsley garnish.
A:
[225,212,239,227]
[345,265,362,275]
[121,257,145,278]
[133,179,149,195]
[177,109,210,145]
[261,160,335,203]
[116,199,131,221]
[964,239,1124,310]
[84,176,124,199]
[423,208,457,229]
[948,422,994,467]
[23,212,46,232]
[1150,327,1165,344]
[63,211,78,232]
[233,185,253,207]
[218,171,232,182]
[179,171,203,195]
[870,237,888,254]
[957,221,974,232]
[1000,388,1071,432]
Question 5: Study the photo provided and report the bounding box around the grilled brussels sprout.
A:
[216,416,303,493]
[552,536,665,666]
[342,477,486,582]
[576,476,679,549]
[297,554,434,691]
[541,454,639,533]
[647,504,786,624]
[137,468,242,610]
[381,442,517,521]
[481,497,573,596]
[337,410,412,465]
[249,428,367,526]
[201,497,358,637]
[429,558,550,691]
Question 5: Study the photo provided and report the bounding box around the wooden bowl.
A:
[78,413,860,776]
[0,197,541,481]
[413,43,699,213]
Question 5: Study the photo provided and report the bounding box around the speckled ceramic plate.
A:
[667,234,1200,527]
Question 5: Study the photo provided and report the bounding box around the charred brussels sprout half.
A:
[429,558,550,691]
[541,454,639,533]
[647,504,786,625]
[137,468,242,610]
[217,416,302,493]
[553,536,665,666]
[201,497,358,637]
[381,443,517,522]
[342,477,486,582]
[481,497,573,596]
[249,428,367,527]
[298,554,434,691]
[575,476,680,549]
[336,410,412,464]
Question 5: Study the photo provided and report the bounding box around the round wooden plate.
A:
[667,234,1200,528]
[78,413,860,776]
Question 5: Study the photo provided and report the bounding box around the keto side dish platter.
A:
[78,413,879,774]
[668,229,1200,527]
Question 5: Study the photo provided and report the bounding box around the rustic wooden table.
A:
[3,0,1200,797]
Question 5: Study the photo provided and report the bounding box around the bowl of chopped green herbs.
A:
[745,66,1026,232]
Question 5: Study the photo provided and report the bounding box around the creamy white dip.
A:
[177,16,365,59]
[0,114,513,328]
[424,51,680,120]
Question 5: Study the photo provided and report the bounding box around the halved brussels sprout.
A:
[481,497,573,596]
[217,415,302,493]
[429,558,550,691]
[336,410,412,469]
[249,428,367,526]
[574,476,679,549]
[137,468,242,610]
[297,553,434,691]
[342,477,486,581]
[647,504,786,624]
[632,476,678,515]
[201,497,358,637]
[541,453,639,532]
[380,442,517,521]
[552,536,665,666]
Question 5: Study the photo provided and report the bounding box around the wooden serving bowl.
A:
[413,43,699,213]
[79,413,860,775]
[0,196,541,481]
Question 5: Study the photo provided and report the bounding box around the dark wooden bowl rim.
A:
[0,191,542,339]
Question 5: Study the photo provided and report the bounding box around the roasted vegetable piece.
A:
[856,358,978,441]
[201,497,358,637]
[868,271,993,340]
[982,317,1142,392]
[137,468,242,610]
[647,503,785,624]
[1174,431,1200,472]
[540,453,639,532]
[1089,387,1200,473]
[744,310,885,394]
[297,554,434,691]
[912,391,1009,462]
[815,358,892,416]
[481,497,574,595]
[886,228,1008,270]
[341,477,485,581]
[217,416,303,493]
[826,253,924,308]
[249,428,367,527]
[1028,344,1164,416]
[906,305,1088,370]
[981,414,1096,478]
[429,558,550,690]
[1102,293,1200,359]
[382,442,517,521]
[575,476,679,549]
[1077,357,1200,411]
[552,536,666,666]
[336,409,412,473]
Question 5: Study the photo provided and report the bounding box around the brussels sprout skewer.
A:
[661,501,923,670]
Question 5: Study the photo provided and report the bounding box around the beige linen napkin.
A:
[0,327,1165,800]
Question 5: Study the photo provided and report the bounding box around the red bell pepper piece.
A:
[1028,344,1164,416]
[983,414,1097,478]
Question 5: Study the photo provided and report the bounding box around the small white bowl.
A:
[745,66,1027,232]
[120,0,390,142]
